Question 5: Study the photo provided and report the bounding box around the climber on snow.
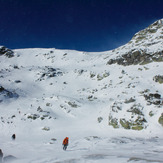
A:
[12,134,16,140]
[62,137,69,150]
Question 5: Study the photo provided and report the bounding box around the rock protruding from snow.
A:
[0,46,14,58]
[0,85,19,102]
[107,19,163,66]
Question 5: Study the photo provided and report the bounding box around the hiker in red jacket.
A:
[62,137,69,150]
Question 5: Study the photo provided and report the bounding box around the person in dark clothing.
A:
[0,149,3,163]
[12,134,16,140]
[62,137,69,150]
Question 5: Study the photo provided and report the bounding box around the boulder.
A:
[153,75,163,84]
[0,46,14,58]
[158,113,163,126]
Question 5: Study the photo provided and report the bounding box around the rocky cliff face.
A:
[107,19,163,66]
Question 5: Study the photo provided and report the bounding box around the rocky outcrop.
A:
[107,19,163,66]
[0,86,19,102]
[143,92,162,106]
[158,113,163,126]
[107,50,163,66]
[108,89,163,130]
[153,75,163,84]
[0,46,14,58]
[0,86,5,92]
[37,66,63,81]
[108,102,147,130]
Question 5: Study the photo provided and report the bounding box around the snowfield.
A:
[0,19,163,163]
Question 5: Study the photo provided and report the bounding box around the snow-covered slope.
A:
[0,19,163,163]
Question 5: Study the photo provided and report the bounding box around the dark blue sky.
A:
[0,0,163,52]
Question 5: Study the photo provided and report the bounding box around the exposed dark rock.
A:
[120,119,131,129]
[68,101,78,108]
[144,93,162,106]
[149,111,154,117]
[0,149,3,163]
[108,116,119,128]
[124,98,136,104]
[153,75,163,84]
[107,50,163,66]
[97,117,103,123]
[37,106,43,112]
[0,86,5,92]
[109,102,147,130]
[0,86,19,99]
[111,102,122,113]
[27,114,40,120]
[38,66,63,81]
[158,113,163,126]
[0,46,14,58]
[15,80,21,83]
[13,65,19,69]
[127,105,144,116]
[42,126,50,131]
[119,116,146,130]
[149,93,161,99]
[107,59,115,65]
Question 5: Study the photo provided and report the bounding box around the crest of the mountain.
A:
[107,19,163,66]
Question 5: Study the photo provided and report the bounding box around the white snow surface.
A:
[0,19,163,163]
